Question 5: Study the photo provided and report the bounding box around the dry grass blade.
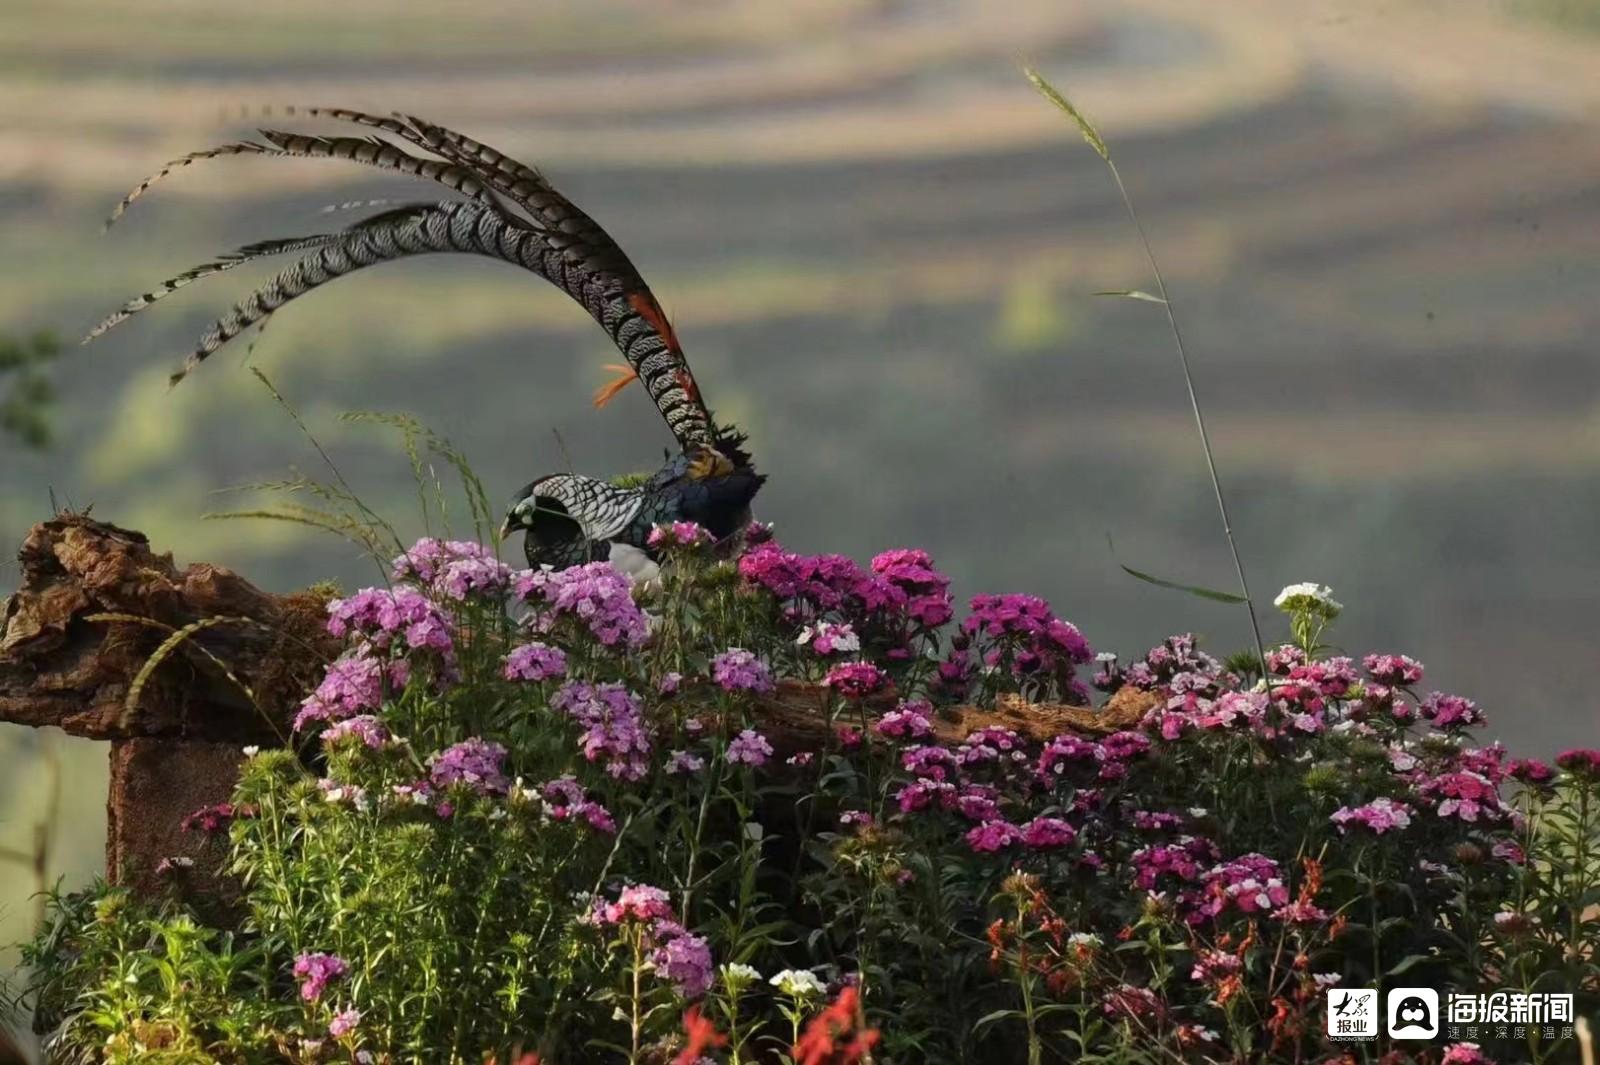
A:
[1024,66,1108,161]
[86,613,267,731]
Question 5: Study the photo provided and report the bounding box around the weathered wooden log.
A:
[0,514,339,905]
[1,515,1156,907]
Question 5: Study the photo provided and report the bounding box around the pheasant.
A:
[87,107,764,573]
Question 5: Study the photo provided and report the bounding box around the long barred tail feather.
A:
[159,201,712,448]
[98,110,718,450]
[85,204,436,342]
[104,142,272,230]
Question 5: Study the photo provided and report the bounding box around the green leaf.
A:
[1119,564,1249,604]
[1385,953,1435,977]
[1023,67,1109,161]
[1093,289,1167,304]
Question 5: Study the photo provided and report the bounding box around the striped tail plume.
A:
[91,110,715,450]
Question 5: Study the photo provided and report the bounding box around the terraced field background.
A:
[3,0,1599,977]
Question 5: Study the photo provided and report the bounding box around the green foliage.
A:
[0,331,60,450]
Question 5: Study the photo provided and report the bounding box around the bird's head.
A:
[501,475,591,569]
[501,473,637,569]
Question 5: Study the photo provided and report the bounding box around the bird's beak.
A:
[498,515,516,543]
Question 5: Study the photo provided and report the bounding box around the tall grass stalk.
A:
[1024,66,1268,675]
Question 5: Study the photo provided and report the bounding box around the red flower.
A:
[793,987,881,1065]
[673,1005,729,1065]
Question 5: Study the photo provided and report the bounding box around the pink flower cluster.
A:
[1363,653,1424,686]
[294,650,405,732]
[870,548,954,628]
[1556,748,1600,778]
[1196,854,1289,923]
[726,728,774,767]
[392,537,515,602]
[293,952,349,1002]
[961,593,1093,674]
[1419,691,1484,731]
[824,661,889,700]
[502,641,568,682]
[517,561,649,649]
[738,543,953,632]
[320,714,392,750]
[589,885,714,998]
[429,737,510,796]
[711,648,775,695]
[540,776,617,834]
[181,802,257,834]
[1419,771,1508,823]
[327,587,454,656]
[551,682,652,780]
[1330,797,1412,835]
[647,521,713,549]
[875,700,934,741]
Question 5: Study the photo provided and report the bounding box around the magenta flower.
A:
[1197,854,1289,921]
[181,802,256,834]
[1038,735,1102,780]
[962,593,1093,674]
[1363,653,1424,686]
[517,561,649,649]
[1555,748,1600,779]
[319,714,391,750]
[1419,770,1507,823]
[648,521,714,550]
[1508,758,1554,787]
[1330,797,1412,835]
[327,587,455,656]
[294,650,400,732]
[1021,817,1077,849]
[651,922,714,998]
[1130,839,1216,891]
[393,537,514,602]
[1419,691,1485,731]
[293,952,349,1002]
[965,819,1024,853]
[540,776,616,834]
[1441,1044,1492,1065]
[1189,949,1242,985]
[551,681,652,780]
[796,620,861,657]
[597,884,675,925]
[328,1007,361,1039]
[875,701,934,741]
[824,661,889,700]
[503,641,567,682]
[902,744,961,782]
[726,728,774,767]
[666,750,706,775]
[711,648,775,695]
[428,737,510,796]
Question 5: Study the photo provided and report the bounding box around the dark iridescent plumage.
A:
[88,107,763,570]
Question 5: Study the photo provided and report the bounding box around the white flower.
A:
[720,963,762,990]
[1187,807,1209,818]
[242,745,260,757]
[1067,932,1102,948]
[769,968,827,998]
[1273,582,1342,617]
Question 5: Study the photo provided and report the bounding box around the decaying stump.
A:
[0,514,339,907]
[1,515,1157,911]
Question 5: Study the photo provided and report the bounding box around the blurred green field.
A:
[4,0,1600,1035]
